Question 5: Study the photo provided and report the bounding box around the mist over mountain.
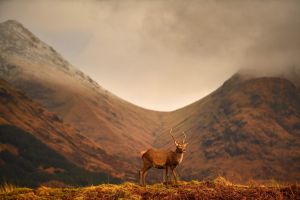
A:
[0,19,299,186]
[1,0,299,111]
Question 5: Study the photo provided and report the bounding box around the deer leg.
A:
[142,167,151,186]
[140,162,151,186]
[140,169,148,186]
[140,158,152,186]
[163,167,167,183]
[171,168,178,184]
[139,170,143,186]
[140,169,146,186]
[164,167,169,184]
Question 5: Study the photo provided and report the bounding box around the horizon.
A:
[0,0,299,111]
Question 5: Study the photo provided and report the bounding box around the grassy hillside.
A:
[155,75,300,183]
[0,78,126,179]
[0,178,299,200]
[0,125,120,187]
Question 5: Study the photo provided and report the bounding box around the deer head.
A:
[169,129,188,153]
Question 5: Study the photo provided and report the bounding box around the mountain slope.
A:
[0,78,124,183]
[0,124,120,187]
[156,74,300,183]
[0,20,164,180]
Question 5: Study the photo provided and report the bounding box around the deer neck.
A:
[175,149,184,164]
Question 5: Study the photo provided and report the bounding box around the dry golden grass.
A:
[0,178,299,200]
[0,182,16,194]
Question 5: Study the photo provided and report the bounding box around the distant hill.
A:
[0,20,299,185]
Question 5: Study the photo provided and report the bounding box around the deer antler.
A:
[169,128,177,145]
[182,131,187,143]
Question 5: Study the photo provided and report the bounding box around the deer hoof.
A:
[173,182,180,187]
[163,181,172,185]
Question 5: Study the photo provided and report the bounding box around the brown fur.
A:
[139,141,187,186]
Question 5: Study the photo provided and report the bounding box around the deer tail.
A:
[140,150,147,156]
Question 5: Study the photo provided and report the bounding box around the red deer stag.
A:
[139,129,188,186]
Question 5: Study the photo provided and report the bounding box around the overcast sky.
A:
[0,0,299,111]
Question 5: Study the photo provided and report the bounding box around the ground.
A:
[0,177,299,200]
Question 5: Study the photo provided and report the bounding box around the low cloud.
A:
[0,0,299,110]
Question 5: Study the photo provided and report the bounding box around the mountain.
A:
[0,19,299,184]
[0,78,121,186]
[0,20,163,181]
[155,74,300,183]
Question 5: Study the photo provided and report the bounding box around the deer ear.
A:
[175,141,178,146]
